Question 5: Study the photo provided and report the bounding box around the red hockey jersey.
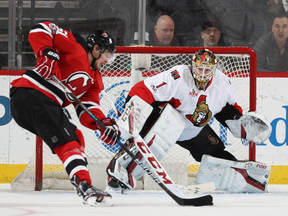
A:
[11,22,105,130]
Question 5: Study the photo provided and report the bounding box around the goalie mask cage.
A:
[10,46,257,191]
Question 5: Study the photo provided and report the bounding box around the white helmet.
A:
[192,49,218,90]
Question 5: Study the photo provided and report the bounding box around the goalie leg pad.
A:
[195,155,271,193]
[106,131,177,189]
[107,103,186,189]
[117,95,154,139]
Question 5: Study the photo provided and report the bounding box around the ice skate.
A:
[71,175,113,207]
[106,177,127,194]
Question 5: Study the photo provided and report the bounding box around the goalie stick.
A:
[52,75,213,206]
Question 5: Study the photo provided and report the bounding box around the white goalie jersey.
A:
[131,64,243,141]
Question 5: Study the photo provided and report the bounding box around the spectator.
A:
[253,12,288,71]
[147,15,180,46]
[200,19,222,47]
[282,0,288,12]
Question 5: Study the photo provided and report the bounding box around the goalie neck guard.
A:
[192,49,218,90]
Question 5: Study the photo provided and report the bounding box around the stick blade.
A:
[165,187,213,206]
[177,195,213,206]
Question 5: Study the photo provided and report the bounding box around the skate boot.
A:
[106,176,128,194]
[71,175,113,207]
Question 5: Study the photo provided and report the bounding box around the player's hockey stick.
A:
[52,75,213,206]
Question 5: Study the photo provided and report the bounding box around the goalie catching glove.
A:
[34,46,60,79]
[96,118,121,146]
[225,112,271,143]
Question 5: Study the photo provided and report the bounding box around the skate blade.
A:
[84,196,114,207]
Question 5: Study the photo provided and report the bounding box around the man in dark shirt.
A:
[253,13,288,72]
[147,15,180,46]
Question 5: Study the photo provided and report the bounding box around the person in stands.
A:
[253,12,288,71]
[200,19,222,47]
[147,15,181,46]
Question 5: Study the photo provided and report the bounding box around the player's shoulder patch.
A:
[170,69,181,80]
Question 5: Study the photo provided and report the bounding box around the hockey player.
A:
[107,49,271,193]
[10,22,120,206]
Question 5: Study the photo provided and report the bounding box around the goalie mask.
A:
[86,30,116,64]
[192,49,218,90]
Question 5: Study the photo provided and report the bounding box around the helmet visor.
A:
[102,50,116,64]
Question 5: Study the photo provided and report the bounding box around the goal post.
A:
[10,46,257,191]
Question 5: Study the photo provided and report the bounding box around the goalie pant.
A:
[107,103,186,189]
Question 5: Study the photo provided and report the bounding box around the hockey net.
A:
[11,46,256,191]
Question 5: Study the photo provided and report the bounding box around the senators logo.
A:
[186,95,212,127]
[208,135,219,145]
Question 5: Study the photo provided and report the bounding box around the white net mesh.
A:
[11,48,253,191]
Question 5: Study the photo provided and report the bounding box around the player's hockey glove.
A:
[96,118,121,146]
[35,46,60,79]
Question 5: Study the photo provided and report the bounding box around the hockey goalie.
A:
[106,49,272,193]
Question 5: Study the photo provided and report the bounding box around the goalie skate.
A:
[71,175,113,207]
[106,176,129,194]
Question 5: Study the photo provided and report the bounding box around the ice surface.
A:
[0,184,287,216]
